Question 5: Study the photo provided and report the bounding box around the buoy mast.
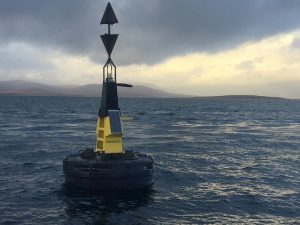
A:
[96,2,132,154]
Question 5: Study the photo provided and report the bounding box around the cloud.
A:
[0,42,99,85]
[118,31,300,98]
[1,0,300,65]
[0,42,53,70]
[236,60,256,70]
[3,30,300,98]
[291,36,300,48]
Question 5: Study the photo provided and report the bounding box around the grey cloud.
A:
[292,37,300,48]
[236,61,255,70]
[1,0,300,65]
[236,58,263,70]
[0,45,53,70]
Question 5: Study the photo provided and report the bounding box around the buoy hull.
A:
[63,151,154,190]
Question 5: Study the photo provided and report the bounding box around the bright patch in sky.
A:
[1,30,299,98]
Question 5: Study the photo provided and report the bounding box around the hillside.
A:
[192,95,286,100]
[0,80,186,98]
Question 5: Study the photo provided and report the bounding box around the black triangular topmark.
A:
[100,2,118,24]
[101,34,118,56]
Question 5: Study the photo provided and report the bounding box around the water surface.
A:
[0,96,299,224]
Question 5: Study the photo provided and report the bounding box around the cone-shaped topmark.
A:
[100,2,118,24]
[101,34,118,56]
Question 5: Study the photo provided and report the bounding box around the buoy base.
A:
[63,149,154,190]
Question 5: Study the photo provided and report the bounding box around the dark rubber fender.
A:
[63,150,154,190]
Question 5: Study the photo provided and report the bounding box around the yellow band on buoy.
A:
[96,115,123,153]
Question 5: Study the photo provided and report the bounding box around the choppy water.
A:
[0,96,299,224]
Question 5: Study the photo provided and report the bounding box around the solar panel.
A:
[108,110,122,135]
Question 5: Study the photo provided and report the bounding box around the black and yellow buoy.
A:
[63,2,154,190]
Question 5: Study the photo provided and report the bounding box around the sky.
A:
[0,0,300,98]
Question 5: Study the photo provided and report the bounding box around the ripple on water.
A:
[0,96,299,224]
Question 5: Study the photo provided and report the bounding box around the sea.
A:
[0,96,299,224]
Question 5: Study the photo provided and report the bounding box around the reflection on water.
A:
[0,97,299,224]
[59,184,155,224]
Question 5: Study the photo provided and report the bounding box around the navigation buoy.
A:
[63,2,154,190]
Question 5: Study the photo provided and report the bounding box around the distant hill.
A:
[0,80,186,98]
[0,80,291,99]
[192,95,286,100]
